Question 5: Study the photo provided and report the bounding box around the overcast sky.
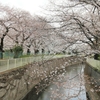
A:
[0,0,49,15]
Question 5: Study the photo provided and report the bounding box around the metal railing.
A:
[0,56,48,72]
[0,55,70,72]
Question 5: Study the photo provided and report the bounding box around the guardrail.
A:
[0,55,69,72]
[0,56,51,72]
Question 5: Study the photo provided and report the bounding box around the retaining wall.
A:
[85,62,100,100]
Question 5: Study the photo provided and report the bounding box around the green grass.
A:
[20,54,33,58]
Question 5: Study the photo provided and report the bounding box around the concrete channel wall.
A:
[85,62,100,100]
[85,62,100,86]
[0,56,83,100]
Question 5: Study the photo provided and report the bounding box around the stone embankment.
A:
[0,56,84,100]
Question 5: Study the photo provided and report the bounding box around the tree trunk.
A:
[0,36,4,59]
[0,49,3,59]
[34,49,39,55]
[27,49,30,55]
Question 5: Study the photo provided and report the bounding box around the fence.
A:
[0,56,52,72]
[0,54,70,72]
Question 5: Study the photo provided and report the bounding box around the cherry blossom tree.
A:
[46,0,100,55]
[0,4,52,58]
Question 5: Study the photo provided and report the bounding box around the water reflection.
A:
[38,65,86,100]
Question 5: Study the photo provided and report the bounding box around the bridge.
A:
[0,56,85,100]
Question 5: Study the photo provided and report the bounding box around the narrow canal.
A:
[23,64,87,100]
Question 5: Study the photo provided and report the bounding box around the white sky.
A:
[0,0,49,15]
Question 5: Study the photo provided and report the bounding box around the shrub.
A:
[13,46,23,58]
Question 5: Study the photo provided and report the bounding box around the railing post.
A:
[30,57,31,63]
[7,59,9,70]
[15,59,16,68]
[21,58,22,66]
[27,57,28,63]
[26,58,28,64]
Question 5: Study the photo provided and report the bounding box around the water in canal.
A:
[23,64,87,100]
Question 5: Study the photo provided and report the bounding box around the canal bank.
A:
[85,62,100,100]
